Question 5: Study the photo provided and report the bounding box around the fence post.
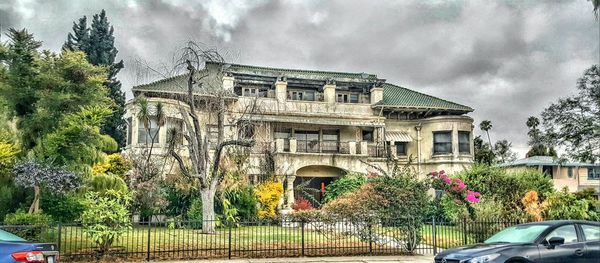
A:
[301,220,305,257]
[368,223,373,255]
[228,223,232,259]
[432,217,437,255]
[462,217,467,245]
[56,222,62,252]
[146,221,151,261]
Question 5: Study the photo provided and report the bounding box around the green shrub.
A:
[323,172,367,203]
[542,188,598,220]
[219,186,257,220]
[88,173,128,193]
[80,190,131,256]
[4,210,52,241]
[187,198,203,222]
[510,169,554,198]
[41,193,85,222]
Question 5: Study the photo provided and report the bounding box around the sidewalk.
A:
[161,255,434,263]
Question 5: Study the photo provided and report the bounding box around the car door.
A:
[538,224,586,263]
[579,223,600,263]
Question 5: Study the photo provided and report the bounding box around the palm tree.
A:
[136,96,165,169]
[526,116,539,130]
[479,120,493,147]
[591,0,599,19]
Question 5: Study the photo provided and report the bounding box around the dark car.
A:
[434,220,600,263]
[0,229,59,263]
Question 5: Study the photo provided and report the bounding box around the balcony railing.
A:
[272,139,388,158]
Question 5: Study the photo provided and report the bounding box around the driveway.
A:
[161,255,434,263]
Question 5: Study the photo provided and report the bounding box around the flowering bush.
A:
[292,197,313,211]
[430,170,481,204]
[255,180,283,219]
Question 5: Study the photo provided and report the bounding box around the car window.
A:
[485,224,550,244]
[0,229,27,242]
[581,224,600,241]
[545,225,578,244]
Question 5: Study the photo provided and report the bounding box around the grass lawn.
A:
[56,224,371,260]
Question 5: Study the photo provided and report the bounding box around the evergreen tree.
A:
[65,10,126,148]
[62,16,90,52]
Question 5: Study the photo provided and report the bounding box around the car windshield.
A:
[0,229,27,242]
[485,224,550,244]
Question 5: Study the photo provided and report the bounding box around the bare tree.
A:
[162,42,254,233]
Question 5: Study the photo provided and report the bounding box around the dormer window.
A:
[337,93,359,103]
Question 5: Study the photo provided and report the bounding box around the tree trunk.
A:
[201,187,217,234]
[28,185,40,214]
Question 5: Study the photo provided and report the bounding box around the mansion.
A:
[124,62,475,205]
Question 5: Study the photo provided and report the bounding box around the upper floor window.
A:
[288,89,316,101]
[242,87,268,97]
[589,167,600,180]
[395,142,407,156]
[433,131,452,155]
[138,117,159,144]
[458,131,470,154]
[337,93,359,103]
[362,129,374,142]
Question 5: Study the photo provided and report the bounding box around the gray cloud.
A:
[1,0,597,158]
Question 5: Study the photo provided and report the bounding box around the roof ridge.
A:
[381,83,473,111]
[223,62,379,79]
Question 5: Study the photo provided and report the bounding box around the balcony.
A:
[274,138,388,158]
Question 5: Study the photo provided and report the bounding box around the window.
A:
[458,131,470,154]
[296,130,319,153]
[242,87,268,97]
[238,122,255,139]
[568,167,573,178]
[337,93,360,103]
[433,131,452,155]
[126,117,132,145]
[395,142,407,156]
[362,130,374,142]
[288,90,315,101]
[545,225,578,244]
[274,128,291,152]
[137,118,159,144]
[581,224,600,241]
[166,118,183,144]
[589,167,600,180]
[207,125,219,147]
[322,130,339,153]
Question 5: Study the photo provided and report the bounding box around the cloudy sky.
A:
[1,0,597,157]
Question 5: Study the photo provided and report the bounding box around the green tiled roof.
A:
[224,63,379,80]
[376,83,473,112]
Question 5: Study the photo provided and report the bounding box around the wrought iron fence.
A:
[0,217,531,261]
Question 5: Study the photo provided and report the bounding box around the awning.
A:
[386,131,412,142]
[241,114,385,127]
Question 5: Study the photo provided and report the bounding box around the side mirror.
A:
[546,237,565,249]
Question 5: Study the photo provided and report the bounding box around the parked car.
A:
[434,220,600,263]
[0,229,59,263]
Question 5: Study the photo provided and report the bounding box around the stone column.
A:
[360,141,368,155]
[323,80,336,103]
[349,141,356,155]
[275,79,287,103]
[289,138,297,153]
[286,175,296,207]
[370,86,383,104]
[223,74,235,92]
[452,125,459,158]
[275,138,284,153]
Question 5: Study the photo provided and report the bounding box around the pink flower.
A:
[440,174,452,185]
[466,190,481,203]
[451,178,466,192]
[431,171,439,177]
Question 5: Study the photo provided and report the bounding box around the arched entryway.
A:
[294,165,346,207]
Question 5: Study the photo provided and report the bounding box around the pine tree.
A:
[62,16,90,52]
[65,10,126,148]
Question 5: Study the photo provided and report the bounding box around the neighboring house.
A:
[501,156,600,195]
[123,62,474,205]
